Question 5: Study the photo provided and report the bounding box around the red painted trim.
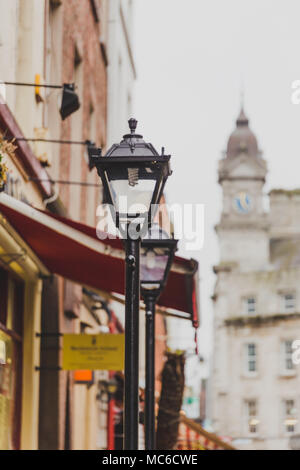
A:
[107,398,115,450]
[0,200,199,316]
[186,426,191,450]
[0,101,53,198]
[109,310,124,334]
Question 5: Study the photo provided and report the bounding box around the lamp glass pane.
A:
[105,167,156,216]
[140,247,169,286]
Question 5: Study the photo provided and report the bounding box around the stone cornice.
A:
[213,263,237,274]
[224,312,300,328]
[219,175,266,184]
[215,219,269,232]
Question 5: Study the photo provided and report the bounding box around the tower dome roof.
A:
[226,107,259,159]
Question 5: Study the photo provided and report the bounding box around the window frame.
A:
[281,340,296,375]
[244,399,259,436]
[281,293,296,314]
[243,296,257,316]
[244,342,258,376]
[283,399,298,435]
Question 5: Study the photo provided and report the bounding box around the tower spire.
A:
[240,87,244,110]
[240,73,245,108]
[236,107,249,127]
[237,85,248,126]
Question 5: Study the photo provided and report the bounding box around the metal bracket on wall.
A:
[35,334,63,371]
[38,273,54,281]
[35,332,63,338]
[35,366,62,371]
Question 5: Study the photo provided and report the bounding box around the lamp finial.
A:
[128,118,138,134]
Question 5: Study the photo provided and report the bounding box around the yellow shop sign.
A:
[62,334,124,371]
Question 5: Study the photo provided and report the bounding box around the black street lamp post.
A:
[141,225,178,450]
[92,119,171,450]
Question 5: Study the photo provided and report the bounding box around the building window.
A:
[245,399,259,434]
[244,297,256,315]
[0,267,24,450]
[245,343,257,373]
[50,0,62,7]
[283,399,297,434]
[282,340,295,373]
[282,293,296,313]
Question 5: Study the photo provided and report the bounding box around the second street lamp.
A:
[141,224,178,450]
[92,119,172,450]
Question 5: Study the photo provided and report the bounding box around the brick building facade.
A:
[46,0,108,222]
[38,0,120,450]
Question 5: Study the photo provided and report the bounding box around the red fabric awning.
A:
[0,194,199,323]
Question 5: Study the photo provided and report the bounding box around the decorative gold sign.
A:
[62,334,124,371]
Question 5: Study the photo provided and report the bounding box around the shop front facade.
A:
[0,110,50,449]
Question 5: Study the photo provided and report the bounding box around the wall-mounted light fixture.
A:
[3,81,80,120]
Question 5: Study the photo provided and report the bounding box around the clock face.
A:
[233,192,253,214]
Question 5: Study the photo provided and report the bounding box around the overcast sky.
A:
[133,0,300,359]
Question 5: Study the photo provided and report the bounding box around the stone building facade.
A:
[212,108,300,450]
[106,0,136,145]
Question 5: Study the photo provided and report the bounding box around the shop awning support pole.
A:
[124,235,140,450]
[144,292,158,450]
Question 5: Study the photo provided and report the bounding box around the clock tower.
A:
[216,107,269,270]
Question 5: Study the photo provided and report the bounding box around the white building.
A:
[212,107,300,450]
[106,0,136,145]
